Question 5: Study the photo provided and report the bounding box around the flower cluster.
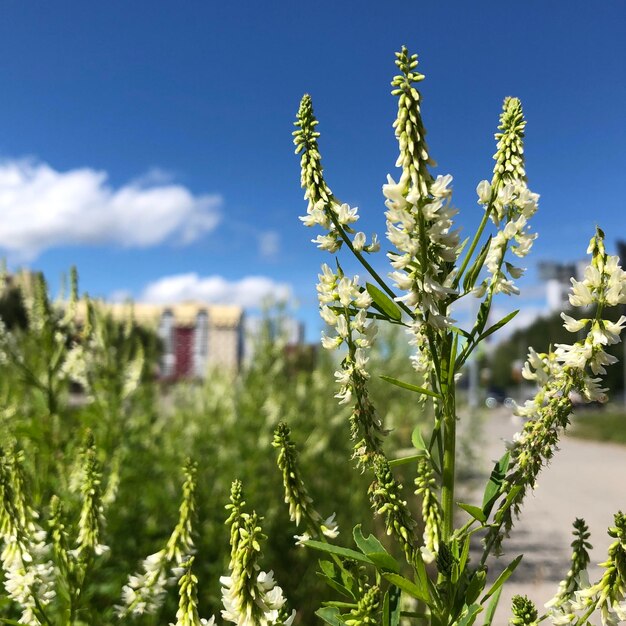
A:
[317,264,387,464]
[171,558,215,626]
[272,422,338,547]
[384,48,459,330]
[294,95,379,257]
[75,433,108,558]
[544,513,626,625]
[119,460,197,617]
[510,595,538,626]
[488,230,626,549]
[0,447,55,626]
[545,518,592,621]
[414,456,442,563]
[369,455,419,568]
[221,482,295,626]
[474,98,539,297]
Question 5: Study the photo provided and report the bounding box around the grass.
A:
[568,407,626,445]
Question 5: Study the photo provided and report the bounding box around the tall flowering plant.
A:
[276,46,626,625]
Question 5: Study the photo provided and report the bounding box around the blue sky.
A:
[0,2,624,338]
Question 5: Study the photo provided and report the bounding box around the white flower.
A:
[313,234,342,253]
[336,203,359,226]
[561,313,588,333]
[430,174,453,198]
[476,180,492,204]
[569,279,594,307]
[382,174,408,209]
[353,231,366,252]
[321,513,339,539]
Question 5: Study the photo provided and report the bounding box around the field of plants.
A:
[0,272,444,625]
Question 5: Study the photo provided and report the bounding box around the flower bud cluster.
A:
[119,461,197,617]
[549,513,626,625]
[294,95,379,256]
[171,558,214,626]
[345,584,381,626]
[510,595,538,626]
[474,98,539,297]
[272,422,338,547]
[369,455,419,567]
[76,434,108,558]
[414,456,442,563]
[221,484,295,626]
[545,518,592,620]
[0,448,55,626]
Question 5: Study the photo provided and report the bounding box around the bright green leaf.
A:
[366,283,402,321]
[316,606,346,626]
[380,375,441,399]
[481,555,523,603]
[458,502,487,524]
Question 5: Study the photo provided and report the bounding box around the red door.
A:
[174,326,194,378]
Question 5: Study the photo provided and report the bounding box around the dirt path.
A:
[473,408,626,625]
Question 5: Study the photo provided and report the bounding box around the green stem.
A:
[328,212,414,319]
[440,337,457,541]
[452,202,493,290]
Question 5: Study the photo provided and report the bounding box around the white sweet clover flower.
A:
[118,462,197,618]
[0,453,55,626]
[272,423,340,548]
[170,558,214,626]
[221,507,296,626]
[474,98,539,298]
[294,96,380,256]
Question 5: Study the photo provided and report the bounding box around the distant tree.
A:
[0,285,28,330]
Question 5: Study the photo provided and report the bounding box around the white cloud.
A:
[0,159,222,260]
[139,273,291,308]
[258,230,280,260]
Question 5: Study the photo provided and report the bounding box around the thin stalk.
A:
[452,202,493,290]
[440,335,457,541]
[328,212,414,319]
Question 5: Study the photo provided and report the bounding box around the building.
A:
[75,301,244,379]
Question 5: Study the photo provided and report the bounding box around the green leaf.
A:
[463,236,492,292]
[367,551,400,572]
[380,375,441,399]
[411,427,426,451]
[383,586,402,626]
[481,555,523,603]
[389,453,424,468]
[482,452,510,517]
[305,540,374,566]
[482,586,503,626]
[316,572,356,600]
[458,502,487,524]
[352,525,386,555]
[352,526,400,572]
[459,535,471,572]
[366,283,402,321]
[493,485,523,524]
[456,604,482,626]
[382,573,431,606]
[316,606,346,626]
[474,300,491,337]
[464,569,487,605]
[318,560,357,599]
[477,310,519,342]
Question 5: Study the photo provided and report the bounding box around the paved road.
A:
[468,408,626,626]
